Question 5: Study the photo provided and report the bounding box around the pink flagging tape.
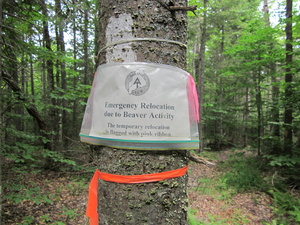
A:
[187,74,199,122]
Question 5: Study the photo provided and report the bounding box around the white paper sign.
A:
[80,63,199,150]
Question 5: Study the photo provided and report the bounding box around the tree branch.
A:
[186,151,215,167]
[155,0,197,14]
[2,71,52,150]
[169,5,197,12]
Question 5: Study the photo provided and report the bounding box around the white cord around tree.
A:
[98,38,187,56]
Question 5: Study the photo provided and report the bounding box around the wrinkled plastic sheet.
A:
[80,62,199,150]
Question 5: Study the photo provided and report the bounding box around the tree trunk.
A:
[284,0,293,155]
[263,0,281,154]
[94,0,189,224]
[55,0,68,147]
[72,0,78,136]
[195,0,207,152]
[0,0,3,157]
[83,0,90,85]
[41,0,56,149]
[243,86,249,147]
[214,26,225,150]
[254,69,262,156]
[30,48,35,98]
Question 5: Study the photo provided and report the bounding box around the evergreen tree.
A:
[91,0,190,224]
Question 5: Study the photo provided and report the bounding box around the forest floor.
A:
[2,150,275,225]
[188,150,274,224]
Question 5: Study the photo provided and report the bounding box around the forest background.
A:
[1,0,300,224]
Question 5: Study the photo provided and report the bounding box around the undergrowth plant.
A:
[21,216,35,225]
[3,179,53,205]
[188,208,199,224]
[220,153,268,192]
[1,126,92,224]
[263,151,300,223]
[194,149,300,225]
[268,189,300,224]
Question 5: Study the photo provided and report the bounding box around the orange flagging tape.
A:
[86,165,188,225]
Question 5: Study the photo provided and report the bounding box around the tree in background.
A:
[187,0,299,158]
[284,0,293,155]
[193,0,207,152]
[1,0,95,169]
[188,0,263,149]
[263,0,281,155]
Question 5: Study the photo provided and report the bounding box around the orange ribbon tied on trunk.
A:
[86,165,188,225]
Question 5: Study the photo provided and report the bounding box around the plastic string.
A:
[98,38,187,55]
[86,165,188,225]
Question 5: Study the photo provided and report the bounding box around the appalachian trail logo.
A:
[125,69,150,96]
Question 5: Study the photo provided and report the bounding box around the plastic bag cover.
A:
[80,62,199,150]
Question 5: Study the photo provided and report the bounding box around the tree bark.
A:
[40,0,57,149]
[243,86,249,147]
[263,0,281,154]
[214,26,225,150]
[55,0,68,147]
[0,0,3,165]
[72,0,78,137]
[284,0,293,155]
[195,0,207,152]
[94,0,189,224]
[83,1,90,85]
[254,69,262,156]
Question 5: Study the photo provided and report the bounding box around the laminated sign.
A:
[80,62,199,150]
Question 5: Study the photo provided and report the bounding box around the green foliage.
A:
[67,178,89,196]
[62,207,79,221]
[188,206,249,225]
[39,214,52,223]
[263,153,300,189]
[194,150,300,224]
[49,84,91,104]
[221,153,268,192]
[269,189,300,224]
[3,182,53,205]
[196,151,238,198]
[51,222,66,225]
[289,203,300,223]
[188,208,203,225]
[264,154,299,167]
[197,150,219,161]
[2,138,81,173]
[187,0,299,155]
[21,216,35,225]
[196,176,237,200]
